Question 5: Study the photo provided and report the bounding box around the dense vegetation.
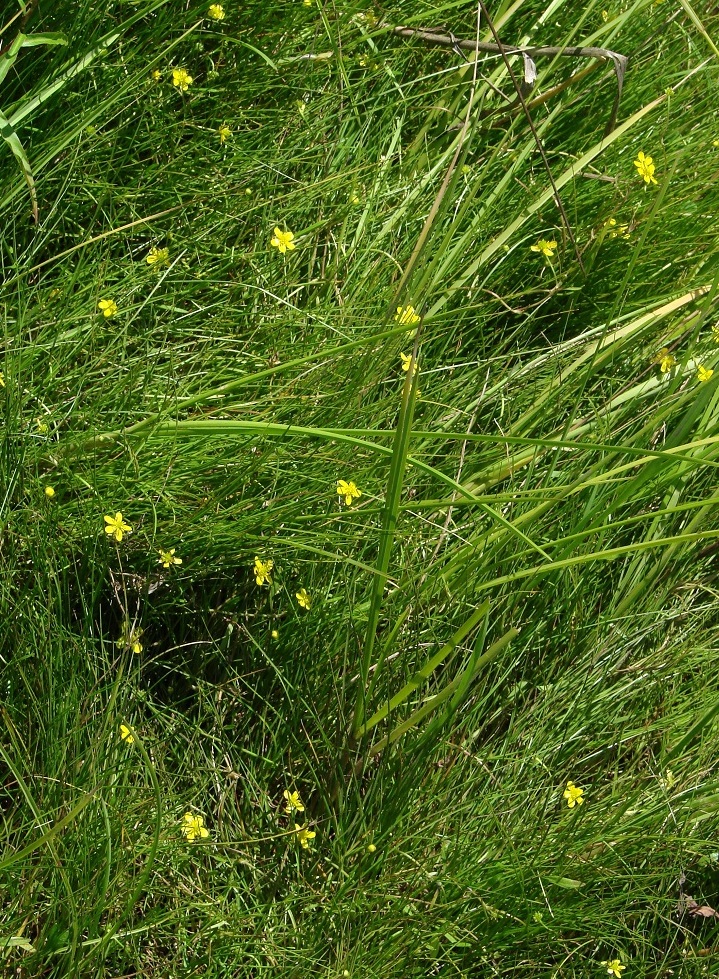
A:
[2,0,719,976]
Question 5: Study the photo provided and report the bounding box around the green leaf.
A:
[0,106,37,222]
[0,937,35,952]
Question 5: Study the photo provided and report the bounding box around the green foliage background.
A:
[2,0,719,976]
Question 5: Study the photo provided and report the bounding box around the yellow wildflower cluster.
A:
[281,788,316,848]
[270,227,295,253]
[337,479,361,506]
[118,620,143,654]
[654,348,676,374]
[182,812,210,841]
[563,780,584,808]
[634,151,657,185]
[530,238,557,259]
[146,245,169,268]
[394,305,420,327]
[172,68,193,92]
[254,556,274,586]
[98,298,118,318]
[602,959,626,978]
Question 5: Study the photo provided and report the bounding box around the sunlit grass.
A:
[2,0,719,976]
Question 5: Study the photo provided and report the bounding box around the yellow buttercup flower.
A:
[146,246,169,267]
[295,588,311,610]
[283,789,305,813]
[603,217,630,239]
[158,548,182,568]
[104,512,132,542]
[530,238,557,258]
[98,298,118,318]
[271,628,279,639]
[294,823,316,848]
[218,125,232,143]
[634,151,657,185]
[120,723,134,744]
[601,959,626,978]
[337,479,361,506]
[270,227,296,254]
[182,812,210,841]
[254,556,273,586]
[118,621,143,654]
[654,348,676,373]
[45,486,55,498]
[394,305,420,327]
[400,351,419,373]
[0,371,4,387]
[563,780,584,808]
[172,68,193,92]
[208,3,225,19]
[151,69,162,82]
[697,364,714,382]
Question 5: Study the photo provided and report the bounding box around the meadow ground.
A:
[2,0,719,976]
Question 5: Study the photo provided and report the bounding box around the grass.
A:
[2,0,719,976]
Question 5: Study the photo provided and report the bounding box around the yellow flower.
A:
[0,371,4,387]
[118,621,143,654]
[172,68,193,92]
[303,0,313,6]
[634,151,657,185]
[367,843,377,853]
[271,628,279,639]
[146,246,169,267]
[218,125,232,143]
[283,789,305,813]
[654,348,676,373]
[601,959,626,978]
[294,823,316,848]
[36,417,49,433]
[158,548,182,568]
[45,486,55,498]
[151,69,162,81]
[254,556,273,586]
[104,512,132,542]
[530,238,557,258]
[603,217,630,240]
[563,780,584,808]
[182,812,210,841]
[296,588,311,610]
[602,9,609,20]
[697,364,714,382]
[98,298,118,318]
[120,723,134,744]
[400,351,419,373]
[394,305,420,327]
[208,3,225,19]
[337,479,361,506]
[270,227,296,254]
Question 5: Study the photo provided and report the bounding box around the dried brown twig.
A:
[389,23,628,136]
